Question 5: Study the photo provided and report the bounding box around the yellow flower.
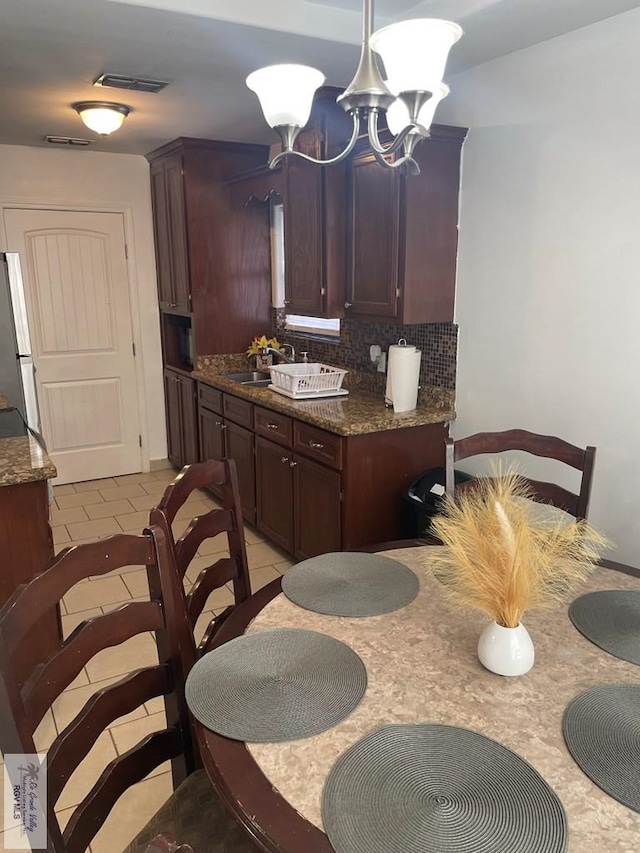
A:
[246,335,281,356]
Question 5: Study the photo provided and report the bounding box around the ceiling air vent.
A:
[45,136,92,146]
[94,73,169,93]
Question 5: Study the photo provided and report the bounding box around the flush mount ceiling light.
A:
[246,0,462,174]
[73,101,131,136]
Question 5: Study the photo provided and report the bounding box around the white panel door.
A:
[4,209,141,484]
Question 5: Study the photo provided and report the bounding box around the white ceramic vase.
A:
[477,620,535,676]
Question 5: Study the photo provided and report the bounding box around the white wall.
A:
[439,9,640,563]
[0,144,166,465]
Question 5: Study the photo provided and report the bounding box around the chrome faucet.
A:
[264,344,296,364]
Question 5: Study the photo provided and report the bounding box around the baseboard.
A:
[150,457,172,472]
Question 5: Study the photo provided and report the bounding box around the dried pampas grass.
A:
[430,469,609,628]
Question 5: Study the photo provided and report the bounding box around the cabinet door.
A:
[165,156,191,312]
[150,162,174,308]
[255,437,294,554]
[199,407,226,462]
[164,370,183,467]
[225,421,256,525]
[198,406,226,499]
[347,153,401,319]
[293,455,341,560]
[283,157,325,315]
[177,374,198,465]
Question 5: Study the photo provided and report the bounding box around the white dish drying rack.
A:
[269,363,348,399]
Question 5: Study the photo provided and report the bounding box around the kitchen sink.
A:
[222,371,272,387]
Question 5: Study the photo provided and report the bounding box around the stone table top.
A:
[192,366,455,437]
[246,546,640,852]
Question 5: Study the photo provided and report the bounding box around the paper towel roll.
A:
[386,343,421,413]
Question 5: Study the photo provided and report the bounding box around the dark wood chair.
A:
[0,528,259,853]
[445,429,596,520]
[149,459,251,656]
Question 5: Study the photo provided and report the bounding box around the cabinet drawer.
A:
[254,407,292,448]
[222,393,253,428]
[198,383,223,414]
[293,422,343,470]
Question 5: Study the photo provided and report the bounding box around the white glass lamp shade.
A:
[386,83,449,136]
[74,103,130,135]
[370,19,462,95]
[246,64,325,129]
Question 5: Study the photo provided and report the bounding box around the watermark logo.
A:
[3,754,47,849]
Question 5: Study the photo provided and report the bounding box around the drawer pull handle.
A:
[309,440,324,449]
[215,421,226,430]
[280,456,289,464]
[344,301,353,309]
[289,461,298,468]
[267,423,279,430]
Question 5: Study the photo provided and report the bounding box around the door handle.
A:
[289,461,298,468]
[280,456,289,464]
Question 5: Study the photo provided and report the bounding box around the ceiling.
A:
[1,0,637,156]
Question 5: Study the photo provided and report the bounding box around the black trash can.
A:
[402,466,474,538]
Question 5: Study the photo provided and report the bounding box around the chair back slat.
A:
[0,535,156,654]
[453,429,589,469]
[153,460,227,526]
[173,511,235,576]
[150,459,251,655]
[0,527,197,853]
[63,727,183,853]
[23,601,164,729]
[186,556,237,626]
[48,664,172,806]
[446,430,596,521]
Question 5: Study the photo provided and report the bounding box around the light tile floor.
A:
[1,468,294,853]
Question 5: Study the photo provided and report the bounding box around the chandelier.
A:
[246,0,462,175]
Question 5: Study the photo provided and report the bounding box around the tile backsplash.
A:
[273,310,458,394]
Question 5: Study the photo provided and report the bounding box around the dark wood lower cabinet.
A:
[198,381,448,557]
[293,455,341,560]
[199,396,256,523]
[255,438,342,560]
[164,368,198,468]
[255,437,294,553]
[225,421,256,525]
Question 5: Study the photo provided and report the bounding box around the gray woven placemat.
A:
[185,628,367,742]
[281,552,419,616]
[322,724,568,853]
[568,590,640,665]
[563,683,640,812]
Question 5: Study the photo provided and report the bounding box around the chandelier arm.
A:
[369,145,420,174]
[268,112,361,169]
[367,109,422,156]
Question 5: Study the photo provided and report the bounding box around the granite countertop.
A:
[247,547,640,850]
[0,435,57,486]
[0,406,57,486]
[192,365,455,437]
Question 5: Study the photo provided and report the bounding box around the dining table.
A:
[193,544,640,853]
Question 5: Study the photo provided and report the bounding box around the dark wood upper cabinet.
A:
[347,153,401,318]
[164,156,190,312]
[282,88,352,318]
[345,124,467,324]
[147,138,271,358]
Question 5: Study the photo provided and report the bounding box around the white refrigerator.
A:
[0,252,41,432]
